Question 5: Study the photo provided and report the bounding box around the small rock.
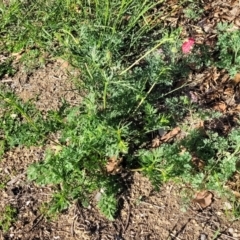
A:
[232,233,239,238]
[158,128,166,137]
[200,233,207,240]
[224,201,232,210]
[95,192,102,202]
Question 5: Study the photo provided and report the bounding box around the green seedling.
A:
[216,23,240,77]
[0,205,17,233]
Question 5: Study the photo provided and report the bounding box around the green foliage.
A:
[27,93,129,219]
[0,140,5,158]
[2,0,185,220]
[0,205,17,233]
[182,1,204,20]
[1,0,240,221]
[0,58,15,78]
[20,49,46,73]
[0,90,65,148]
[138,144,192,187]
[180,129,240,190]
[216,23,240,76]
[97,193,117,221]
[138,127,240,195]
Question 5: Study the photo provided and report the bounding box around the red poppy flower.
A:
[182,38,195,54]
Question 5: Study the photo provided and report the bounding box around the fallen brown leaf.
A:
[233,104,240,111]
[106,156,123,174]
[223,87,234,96]
[192,156,205,170]
[213,102,227,112]
[161,127,181,142]
[233,73,240,85]
[196,120,204,129]
[151,136,161,148]
[11,50,25,62]
[189,91,199,103]
[193,190,214,209]
[231,190,240,198]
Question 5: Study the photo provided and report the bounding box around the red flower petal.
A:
[182,38,195,54]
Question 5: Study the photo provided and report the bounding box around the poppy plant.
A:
[182,38,195,54]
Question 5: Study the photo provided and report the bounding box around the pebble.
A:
[200,233,207,240]
[224,201,232,210]
[233,233,239,238]
[95,192,102,202]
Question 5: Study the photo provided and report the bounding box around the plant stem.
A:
[103,81,108,110]
[120,38,174,75]
[133,82,156,114]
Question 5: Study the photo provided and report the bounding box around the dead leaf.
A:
[233,73,240,85]
[106,156,123,174]
[56,58,70,69]
[233,104,240,111]
[223,87,234,96]
[196,120,204,129]
[189,91,199,103]
[11,50,25,62]
[192,156,205,170]
[213,102,227,112]
[151,136,161,148]
[234,18,240,27]
[232,190,240,198]
[161,127,181,142]
[193,190,214,209]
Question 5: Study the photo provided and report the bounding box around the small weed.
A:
[182,2,204,20]
[0,89,65,148]
[0,140,5,158]
[216,23,240,77]
[137,144,192,187]
[97,193,118,221]
[0,59,15,78]
[0,182,6,190]
[0,205,17,233]
[20,49,46,73]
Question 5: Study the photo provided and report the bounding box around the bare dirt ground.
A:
[0,62,240,240]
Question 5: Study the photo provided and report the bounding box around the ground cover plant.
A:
[1,0,240,228]
[0,204,17,233]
